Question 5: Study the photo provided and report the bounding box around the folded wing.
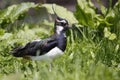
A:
[11,38,58,57]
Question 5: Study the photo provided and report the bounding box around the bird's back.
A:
[11,37,58,57]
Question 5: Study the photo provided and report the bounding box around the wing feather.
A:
[11,37,58,57]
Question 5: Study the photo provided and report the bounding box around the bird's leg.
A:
[49,63,53,72]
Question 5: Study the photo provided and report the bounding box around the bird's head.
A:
[52,5,71,34]
[54,16,70,34]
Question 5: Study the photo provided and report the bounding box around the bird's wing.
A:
[11,37,58,57]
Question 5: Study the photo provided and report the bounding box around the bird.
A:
[11,15,71,61]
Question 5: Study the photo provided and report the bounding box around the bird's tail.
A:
[11,46,26,57]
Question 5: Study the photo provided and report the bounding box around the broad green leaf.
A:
[75,0,113,29]
[104,27,116,40]
[105,10,115,22]
[100,3,107,15]
[42,4,78,24]
[108,33,117,40]
[0,2,77,28]
[0,2,38,24]
[104,27,111,38]
[77,0,95,14]
[75,0,96,28]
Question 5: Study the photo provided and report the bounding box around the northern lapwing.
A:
[11,14,71,61]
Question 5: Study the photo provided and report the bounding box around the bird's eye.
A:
[56,22,67,26]
[61,22,66,26]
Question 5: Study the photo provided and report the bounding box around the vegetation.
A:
[0,0,120,80]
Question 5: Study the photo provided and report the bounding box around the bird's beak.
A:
[64,25,72,31]
[67,25,73,29]
[68,26,73,29]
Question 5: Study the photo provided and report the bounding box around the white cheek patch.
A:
[56,26,64,34]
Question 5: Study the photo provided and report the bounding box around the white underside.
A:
[30,47,63,61]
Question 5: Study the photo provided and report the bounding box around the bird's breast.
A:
[30,47,63,61]
[57,36,67,51]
